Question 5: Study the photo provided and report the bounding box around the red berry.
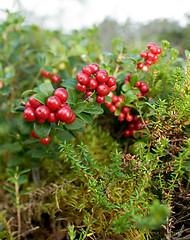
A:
[105,101,112,107]
[46,96,61,112]
[117,96,124,102]
[36,118,45,124]
[137,62,144,69]
[112,95,118,103]
[66,112,76,124]
[157,47,162,54]
[124,79,130,84]
[41,69,51,78]
[82,65,93,76]
[145,59,153,66]
[109,105,117,113]
[118,112,125,122]
[145,119,149,124]
[121,106,130,115]
[30,130,38,138]
[76,72,89,85]
[124,129,131,138]
[135,80,141,88]
[51,74,60,83]
[97,84,110,96]
[147,42,156,49]
[96,70,109,83]
[25,101,31,108]
[153,54,159,61]
[131,129,137,137]
[106,76,116,87]
[136,122,144,130]
[85,90,93,98]
[126,114,133,122]
[89,63,99,73]
[47,112,57,123]
[87,78,98,90]
[61,102,68,107]
[149,46,158,54]
[35,106,50,120]
[137,92,144,100]
[96,95,105,104]
[133,115,139,123]
[128,123,136,130]
[142,65,149,72]
[54,88,68,102]
[140,84,149,94]
[140,50,148,58]
[109,84,117,91]
[108,92,114,98]
[23,107,35,122]
[39,136,50,145]
[56,106,73,123]
[29,95,42,109]
[140,82,146,86]
[76,82,87,92]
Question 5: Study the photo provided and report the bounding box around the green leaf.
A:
[3,185,15,193]
[122,83,131,92]
[61,79,78,90]
[130,74,139,86]
[114,109,121,116]
[18,175,28,185]
[34,122,51,139]
[125,90,138,104]
[57,128,74,141]
[0,63,3,77]
[77,112,93,124]
[65,118,85,130]
[33,93,47,105]
[8,158,22,167]
[105,96,112,102]
[67,89,78,104]
[21,89,38,98]
[20,169,30,175]
[18,120,33,135]
[39,82,54,98]
[37,53,46,68]
[83,103,104,114]
[28,149,47,158]
[72,102,87,114]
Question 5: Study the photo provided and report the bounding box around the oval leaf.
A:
[34,122,51,139]
[65,118,85,130]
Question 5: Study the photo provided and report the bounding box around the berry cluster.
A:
[76,63,117,104]
[124,73,150,99]
[123,118,149,138]
[23,87,75,144]
[137,42,162,72]
[41,69,60,84]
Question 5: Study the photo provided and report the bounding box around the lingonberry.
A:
[148,52,155,60]
[140,84,149,94]
[46,96,61,112]
[124,129,131,138]
[30,130,38,138]
[85,90,93,98]
[128,123,136,130]
[109,84,117,91]
[153,54,159,61]
[126,114,133,122]
[41,69,51,78]
[97,84,110,96]
[124,73,133,82]
[54,88,68,102]
[89,63,99,73]
[47,112,57,123]
[142,65,149,72]
[36,118,45,124]
[145,119,149,124]
[23,107,35,122]
[131,129,137,137]
[39,136,50,145]
[66,112,76,124]
[118,112,125,122]
[82,65,93,76]
[136,122,144,130]
[121,106,130,115]
[108,92,114,98]
[135,80,141,88]
[147,42,156,49]
[106,76,116,87]
[35,105,50,120]
[56,106,73,123]
[76,82,87,92]
[96,95,105,104]
[96,70,109,83]
[149,46,158,54]
[137,92,144,100]
[157,47,162,54]
[117,96,124,102]
[140,50,148,58]
[25,101,31,108]
[109,105,117,113]
[145,59,153,66]
[29,95,42,109]
[137,62,144,69]
[76,72,89,85]
[112,95,118,103]
[105,101,112,107]
[51,74,60,83]
[133,115,140,123]
[87,78,98,90]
